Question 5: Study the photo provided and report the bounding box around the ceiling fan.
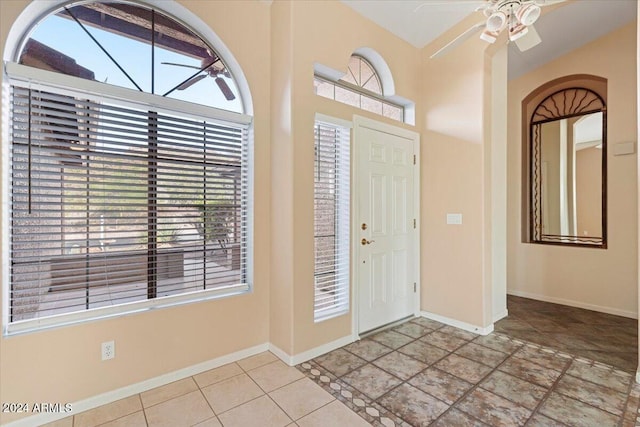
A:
[162,56,236,100]
[430,0,565,59]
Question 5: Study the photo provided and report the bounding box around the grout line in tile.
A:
[524,356,579,425]
[214,393,265,417]
[264,387,301,422]
[92,407,143,427]
[195,371,247,393]
[291,398,340,423]
[197,384,218,420]
[429,340,526,425]
[620,380,640,423]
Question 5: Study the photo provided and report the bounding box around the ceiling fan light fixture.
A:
[509,23,529,41]
[486,11,507,32]
[480,29,499,44]
[516,3,541,26]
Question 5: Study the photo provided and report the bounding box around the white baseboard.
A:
[421,311,494,336]
[507,290,638,319]
[3,343,270,427]
[4,334,359,427]
[270,334,354,366]
[493,309,508,323]
[268,343,292,365]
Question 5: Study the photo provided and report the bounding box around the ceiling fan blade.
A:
[414,0,484,12]
[515,24,542,52]
[177,74,207,91]
[430,22,485,59]
[534,0,566,6]
[161,62,201,70]
[215,77,236,101]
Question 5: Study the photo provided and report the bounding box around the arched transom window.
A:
[4,1,252,333]
[340,55,382,95]
[314,54,404,122]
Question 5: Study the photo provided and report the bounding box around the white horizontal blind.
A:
[314,121,350,321]
[9,83,249,324]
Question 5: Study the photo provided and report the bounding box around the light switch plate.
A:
[613,141,635,156]
[446,213,463,225]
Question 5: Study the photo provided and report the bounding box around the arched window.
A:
[17,1,243,112]
[314,54,404,122]
[4,1,252,332]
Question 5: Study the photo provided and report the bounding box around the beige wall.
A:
[507,22,638,317]
[0,1,272,423]
[420,14,505,329]
[637,0,640,374]
[269,0,295,356]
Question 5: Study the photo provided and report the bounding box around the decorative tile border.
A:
[297,360,408,427]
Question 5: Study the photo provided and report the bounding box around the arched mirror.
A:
[529,87,607,247]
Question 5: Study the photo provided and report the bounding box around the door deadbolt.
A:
[361,238,375,245]
[361,223,367,230]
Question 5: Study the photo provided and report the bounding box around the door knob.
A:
[361,238,375,245]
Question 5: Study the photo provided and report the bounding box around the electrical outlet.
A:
[101,341,115,361]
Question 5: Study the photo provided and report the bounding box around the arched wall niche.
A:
[520,74,608,244]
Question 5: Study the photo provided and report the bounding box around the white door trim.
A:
[351,115,420,339]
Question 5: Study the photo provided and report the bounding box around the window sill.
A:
[4,284,250,337]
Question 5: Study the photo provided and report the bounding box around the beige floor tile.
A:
[201,373,264,413]
[145,390,213,427]
[100,411,147,427]
[74,395,142,427]
[237,352,279,371]
[247,360,305,392]
[269,378,335,420]
[217,395,292,427]
[140,377,198,408]
[193,417,223,427]
[194,362,244,388]
[297,401,370,427]
[40,417,73,427]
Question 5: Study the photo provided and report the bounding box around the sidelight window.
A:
[313,118,350,322]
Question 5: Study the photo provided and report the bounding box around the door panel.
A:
[371,174,387,235]
[393,176,408,233]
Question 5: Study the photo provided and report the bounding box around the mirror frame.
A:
[528,86,607,248]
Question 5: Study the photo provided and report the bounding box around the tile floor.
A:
[40,297,640,427]
[42,351,367,427]
[302,316,640,426]
[495,295,638,372]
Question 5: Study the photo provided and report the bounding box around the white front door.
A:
[356,119,418,334]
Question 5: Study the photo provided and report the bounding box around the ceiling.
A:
[340,0,637,79]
